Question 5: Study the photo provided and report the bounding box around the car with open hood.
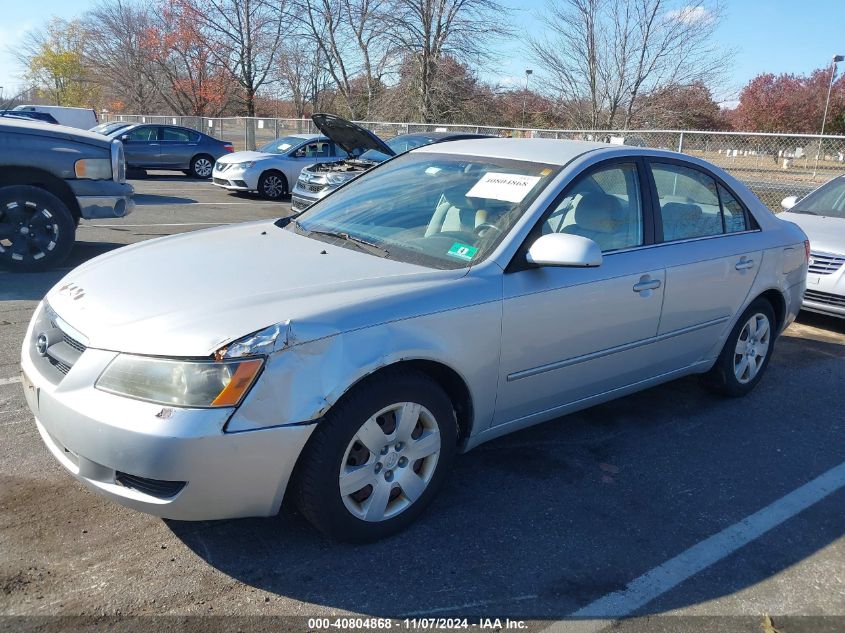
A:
[290,114,487,212]
[212,133,342,199]
[22,138,807,542]
[780,174,845,317]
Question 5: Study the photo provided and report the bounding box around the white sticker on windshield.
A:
[465,173,542,203]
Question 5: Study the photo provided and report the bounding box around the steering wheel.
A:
[474,223,502,237]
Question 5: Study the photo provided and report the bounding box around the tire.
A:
[703,298,777,397]
[189,154,214,179]
[258,171,287,200]
[295,368,457,542]
[0,185,76,272]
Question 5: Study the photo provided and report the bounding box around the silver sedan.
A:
[21,139,808,542]
[781,174,845,317]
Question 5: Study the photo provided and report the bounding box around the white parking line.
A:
[0,376,21,386]
[541,459,845,632]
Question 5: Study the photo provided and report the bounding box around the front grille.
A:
[115,472,187,499]
[62,331,86,354]
[304,182,326,193]
[808,251,845,275]
[804,289,845,308]
[291,195,312,211]
[40,310,88,376]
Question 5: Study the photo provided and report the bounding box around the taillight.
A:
[224,143,234,152]
[804,240,811,261]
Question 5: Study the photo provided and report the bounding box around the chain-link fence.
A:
[105,114,845,211]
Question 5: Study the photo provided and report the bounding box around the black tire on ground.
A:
[258,170,288,200]
[0,185,76,272]
[702,298,777,397]
[189,154,214,179]
[294,368,458,542]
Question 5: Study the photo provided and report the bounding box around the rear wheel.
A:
[189,154,214,179]
[703,298,776,397]
[258,171,287,200]
[0,186,75,272]
[295,369,457,542]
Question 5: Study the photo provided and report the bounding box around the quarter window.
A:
[542,163,643,252]
[652,163,748,240]
[161,127,191,142]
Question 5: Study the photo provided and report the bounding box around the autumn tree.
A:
[635,81,726,129]
[532,0,728,129]
[141,0,235,116]
[732,69,845,134]
[16,18,99,107]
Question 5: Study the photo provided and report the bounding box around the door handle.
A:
[735,258,755,270]
[633,278,661,293]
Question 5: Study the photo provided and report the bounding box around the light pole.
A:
[814,54,844,177]
[521,69,533,130]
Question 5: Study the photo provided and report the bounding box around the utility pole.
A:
[814,54,844,178]
[521,69,533,129]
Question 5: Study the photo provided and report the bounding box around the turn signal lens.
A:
[804,239,811,261]
[74,158,112,180]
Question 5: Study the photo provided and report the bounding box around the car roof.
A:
[411,137,613,165]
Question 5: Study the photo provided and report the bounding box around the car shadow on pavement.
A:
[133,193,198,206]
[167,330,845,619]
[0,242,124,301]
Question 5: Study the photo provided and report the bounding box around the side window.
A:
[542,162,643,252]
[126,126,157,141]
[651,163,724,241]
[161,127,191,142]
[718,184,748,233]
[301,141,331,158]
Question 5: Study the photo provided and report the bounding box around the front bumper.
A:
[212,164,258,191]
[68,180,135,219]
[290,182,334,212]
[802,260,845,318]
[21,304,315,521]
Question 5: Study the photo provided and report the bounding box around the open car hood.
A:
[311,113,394,157]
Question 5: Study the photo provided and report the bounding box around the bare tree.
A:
[276,35,334,118]
[84,0,162,113]
[531,0,729,129]
[386,0,512,122]
[182,0,290,117]
[292,0,395,119]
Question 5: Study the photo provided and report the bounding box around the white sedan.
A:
[212,134,343,200]
[23,139,808,542]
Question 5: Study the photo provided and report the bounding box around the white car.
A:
[13,105,98,129]
[781,174,845,317]
[212,134,344,200]
[22,139,807,542]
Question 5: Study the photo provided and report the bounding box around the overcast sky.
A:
[2,0,844,108]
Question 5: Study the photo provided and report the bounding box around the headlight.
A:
[96,354,264,408]
[326,173,351,185]
[75,158,112,180]
[232,161,256,170]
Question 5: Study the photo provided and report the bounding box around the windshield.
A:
[793,177,845,219]
[260,136,308,154]
[359,134,438,163]
[290,152,558,269]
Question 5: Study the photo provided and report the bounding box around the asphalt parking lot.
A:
[0,174,843,632]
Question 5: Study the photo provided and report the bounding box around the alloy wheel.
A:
[733,312,771,384]
[339,402,441,522]
[194,158,213,178]
[0,201,60,264]
[263,175,285,198]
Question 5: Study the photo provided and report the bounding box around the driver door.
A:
[495,160,666,426]
[121,125,161,167]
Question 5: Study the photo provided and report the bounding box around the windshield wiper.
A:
[298,224,391,258]
[791,209,818,215]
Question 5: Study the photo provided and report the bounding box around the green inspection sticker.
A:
[447,242,479,261]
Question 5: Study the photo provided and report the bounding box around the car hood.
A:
[779,212,845,254]
[311,113,394,157]
[45,220,461,357]
[215,150,272,164]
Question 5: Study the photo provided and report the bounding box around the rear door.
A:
[495,159,666,426]
[159,127,198,168]
[122,125,161,167]
[645,160,762,368]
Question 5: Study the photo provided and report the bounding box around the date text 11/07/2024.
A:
[307,618,528,629]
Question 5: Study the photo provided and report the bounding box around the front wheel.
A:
[0,185,76,272]
[703,298,776,397]
[258,171,287,200]
[189,154,214,179]
[295,369,457,542]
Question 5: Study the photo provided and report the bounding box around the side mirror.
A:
[781,195,798,211]
[526,233,602,267]
[119,134,129,143]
